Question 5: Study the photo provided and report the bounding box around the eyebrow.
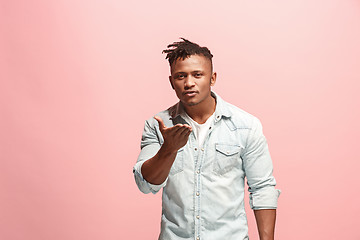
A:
[173,70,203,75]
[174,72,187,75]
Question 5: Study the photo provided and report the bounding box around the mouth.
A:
[183,91,198,97]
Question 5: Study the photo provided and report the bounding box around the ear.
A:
[169,75,175,89]
[210,72,217,86]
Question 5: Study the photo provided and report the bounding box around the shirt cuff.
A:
[133,161,168,194]
[249,188,281,210]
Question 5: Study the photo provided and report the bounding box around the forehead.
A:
[171,54,211,73]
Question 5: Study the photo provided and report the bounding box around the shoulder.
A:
[144,102,179,128]
[222,100,262,130]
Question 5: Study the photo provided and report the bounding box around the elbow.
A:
[133,168,163,194]
[133,169,152,194]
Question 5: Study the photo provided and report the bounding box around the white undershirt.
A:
[181,111,215,148]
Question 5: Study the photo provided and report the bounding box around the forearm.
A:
[141,143,177,185]
[254,209,276,240]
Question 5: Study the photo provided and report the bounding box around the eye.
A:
[176,74,186,79]
[194,73,202,78]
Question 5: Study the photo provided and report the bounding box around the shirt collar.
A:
[169,91,232,121]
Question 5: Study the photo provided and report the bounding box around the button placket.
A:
[193,119,215,239]
[191,134,201,239]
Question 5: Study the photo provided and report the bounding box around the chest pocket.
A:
[169,148,184,176]
[213,143,242,175]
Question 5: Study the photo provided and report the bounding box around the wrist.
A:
[159,142,178,156]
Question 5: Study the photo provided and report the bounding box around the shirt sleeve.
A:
[242,117,281,210]
[133,118,168,194]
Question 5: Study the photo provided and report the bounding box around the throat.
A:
[184,96,216,124]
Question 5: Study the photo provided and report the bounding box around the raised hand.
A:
[154,116,192,152]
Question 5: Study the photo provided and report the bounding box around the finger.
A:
[180,124,192,132]
[180,128,192,140]
[167,124,183,132]
[170,124,184,135]
[184,124,192,131]
[154,116,166,129]
[177,126,191,137]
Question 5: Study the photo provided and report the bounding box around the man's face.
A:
[169,54,216,107]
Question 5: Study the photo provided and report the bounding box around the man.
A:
[133,38,281,240]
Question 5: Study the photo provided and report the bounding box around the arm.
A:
[254,209,276,240]
[141,142,178,185]
[141,116,192,184]
[242,117,281,237]
[134,116,192,192]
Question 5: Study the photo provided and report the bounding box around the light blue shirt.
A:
[133,92,281,240]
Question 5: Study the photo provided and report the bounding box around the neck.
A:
[183,94,216,124]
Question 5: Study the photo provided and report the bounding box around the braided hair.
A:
[162,38,213,71]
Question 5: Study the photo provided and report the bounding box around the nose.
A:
[184,76,195,89]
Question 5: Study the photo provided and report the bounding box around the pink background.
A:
[1,0,360,239]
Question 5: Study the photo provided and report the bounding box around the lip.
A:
[183,91,198,97]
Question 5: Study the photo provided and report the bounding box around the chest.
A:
[169,119,250,177]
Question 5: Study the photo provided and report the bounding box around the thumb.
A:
[154,116,166,130]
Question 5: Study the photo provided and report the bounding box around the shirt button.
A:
[196,170,200,174]
[196,215,200,219]
[196,192,200,196]
[194,147,197,151]
[209,126,212,129]
[201,148,204,151]
[196,237,200,240]
[217,116,220,119]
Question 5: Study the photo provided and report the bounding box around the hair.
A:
[162,38,213,70]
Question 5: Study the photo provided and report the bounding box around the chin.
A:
[181,99,198,106]
[187,102,198,106]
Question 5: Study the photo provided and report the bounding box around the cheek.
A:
[173,82,183,91]
[199,79,211,89]
[174,88,183,99]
